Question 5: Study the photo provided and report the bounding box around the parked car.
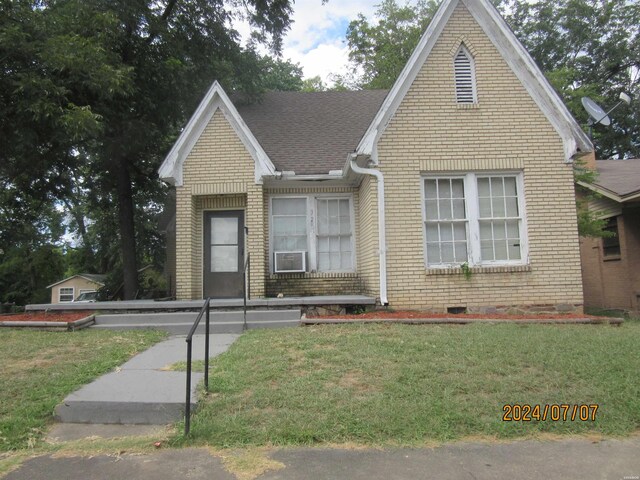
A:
[73,291,98,303]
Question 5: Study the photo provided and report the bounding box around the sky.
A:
[235,0,380,84]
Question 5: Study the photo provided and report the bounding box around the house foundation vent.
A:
[447,306,467,314]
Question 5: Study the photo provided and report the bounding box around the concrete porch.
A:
[26,295,377,312]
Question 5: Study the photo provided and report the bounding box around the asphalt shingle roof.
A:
[234,90,389,175]
[594,159,640,198]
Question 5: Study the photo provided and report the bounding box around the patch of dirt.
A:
[0,312,94,323]
[308,311,600,320]
[213,447,285,480]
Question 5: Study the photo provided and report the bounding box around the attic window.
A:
[454,46,477,104]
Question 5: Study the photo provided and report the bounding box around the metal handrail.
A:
[184,297,210,436]
[242,254,250,331]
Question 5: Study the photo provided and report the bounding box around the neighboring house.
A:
[579,159,640,312]
[47,274,106,304]
[159,0,593,313]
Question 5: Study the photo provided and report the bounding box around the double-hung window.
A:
[423,173,526,267]
[270,195,355,273]
[424,178,468,264]
[59,287,74,303]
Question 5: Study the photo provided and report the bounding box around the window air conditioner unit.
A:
[274,251,306,273]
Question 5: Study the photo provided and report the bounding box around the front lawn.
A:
[185,322,640,446]
[0,329,166,451]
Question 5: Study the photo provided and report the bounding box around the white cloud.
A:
[234,0,378,84]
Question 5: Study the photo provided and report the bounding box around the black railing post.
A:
[185,338,192,436]
[204,302,210,391]
[184,297,211,436]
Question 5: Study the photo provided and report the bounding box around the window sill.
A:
[426,265,531,276]
[269,272,358,279]
[603,255,621,262]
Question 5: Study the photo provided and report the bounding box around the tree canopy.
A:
[0,0,296,303]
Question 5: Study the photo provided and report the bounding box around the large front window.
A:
[270,195,355,273]
[423,173,526,267]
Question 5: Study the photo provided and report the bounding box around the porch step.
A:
[92,309,300,334]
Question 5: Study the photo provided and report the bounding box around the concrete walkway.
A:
[5,437,640,479]
[54,334,239,424]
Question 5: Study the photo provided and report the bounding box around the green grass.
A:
[183,323,640,447]
[0,329,166,452]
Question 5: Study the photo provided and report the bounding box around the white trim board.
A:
[158,81,276,186]
[356,0,592,163]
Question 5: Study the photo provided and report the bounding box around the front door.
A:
[203,210,244,298]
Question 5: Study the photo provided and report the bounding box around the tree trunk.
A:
[116,157,138,299]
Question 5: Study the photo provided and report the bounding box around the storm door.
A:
[203,211,244,298]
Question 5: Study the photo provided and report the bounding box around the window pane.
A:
[491,177,504,197]
[508,243,521,260]
[506,220,519,239]
[425,179,437,199]
[273,198,306,215]
[453,223,466,241]
[318,252,330,271]
[439,199,452,219]
[479,197,492,218]
[318,236,329,253]
[211,217,237,245]
[441,223,453,242]
[480,222,492,240]
[426,224,439,242]
[492,197,505,217]
[211,246,238,272]
[425,201,438,220]
[453,199,466,219]
[504,177,517,196]
[505,197,519,217]
[451,179,464,198]
[441,243,454,263]
[339,199,350,216]
[339,216,351,234]
[439,179,451,198]
[427,243,441,264]
[455,242,468,262]
[478,177,490,197]
[494,239,508,260]
[340,236,351,253]
[318,215,328,235]
[481,240,494,260]
[494,221,506,240]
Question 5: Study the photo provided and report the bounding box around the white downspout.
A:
[349,154,388,306]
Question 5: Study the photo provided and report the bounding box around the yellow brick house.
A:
[159,0,593,313]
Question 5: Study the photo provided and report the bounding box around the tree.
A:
[1,0,295,300]
[345,0,439,89]
[497,0,640,160]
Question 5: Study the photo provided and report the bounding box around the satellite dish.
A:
[581,97,611,126]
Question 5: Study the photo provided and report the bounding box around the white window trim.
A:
[421,172,528,269]
[269,194,356,274]
[454,45,478,104]
[59,287,75,303]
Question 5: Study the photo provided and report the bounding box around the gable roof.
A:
[158,81,276,186]
[357,0,593,162]
[235,90,389,175]
[582,159,640,203]
[47,274,107,289]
